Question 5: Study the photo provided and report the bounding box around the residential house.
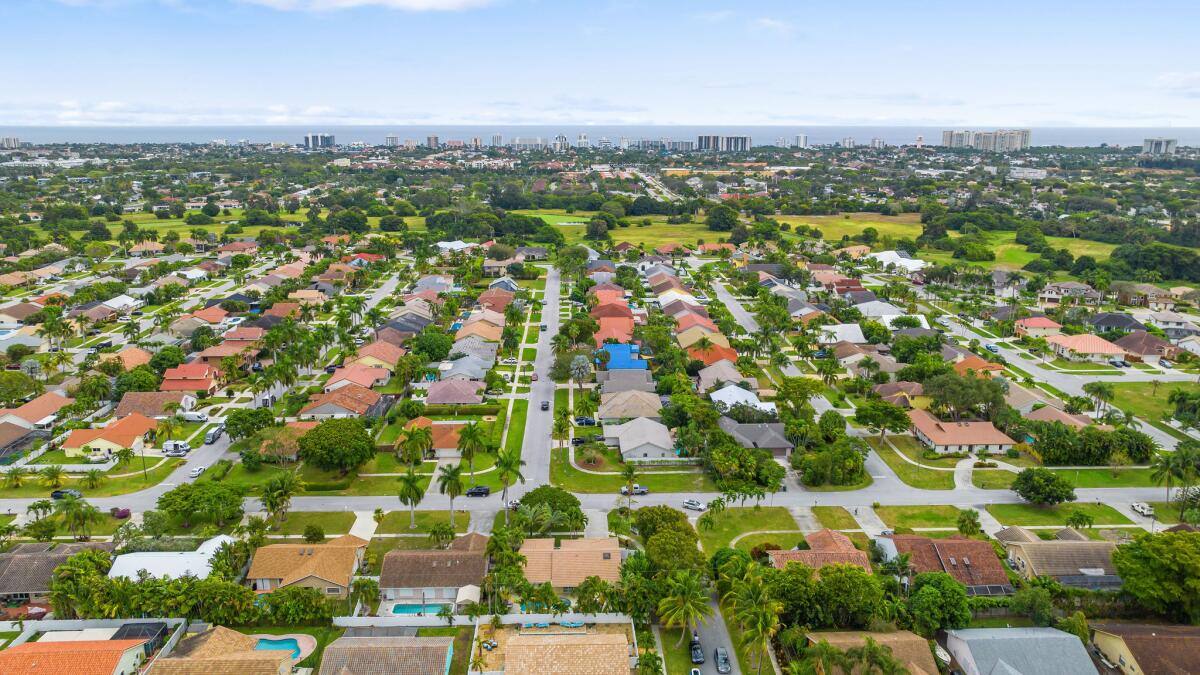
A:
[403,417,465,458]
[696,359,755,392]
[0,301,42,324]
[1014,316,1062,338]
[943,628,1098,675]
[710,383,775,414]
[594,317,635,346]
[1000,528,1120,589]
[379,533,488,608]
[326,364,390,392]
[1025,405,1097,430]
[598,390,662,422]
[477,288,516,313]
[113,391,195,419]
[440,355,489,381]
[62,412,157,459]
[504,633,631,675]
[489,276,521,293]
[817,323,867,345]
[1116,282,1175,311]
[1038,281,1101,308]
[160,362,220,395]
[1046,333,1126,362]
[953,354,1005,378]
[1090,623,1200,675]
[868,250,927,274]
[520,538,621,591]
[109,535,235,580]
[246,534,367,598]
[766,529,872,573]
[877,535,1012,596]
[600,343,647,370]
[1147,311,1200,340]
[0,542,112,605]
[1003,383,1043,414]
[0,639,148,675]
[717,416,792,456]
[455,321,502,342]
[300,384,387,419]
[99,346,153,372]
[317,637,455,675]
[833,341,868,367]
[804,632,938,675]
[676,327,729,350]
[687,343,739,366]
[602,417,675,460]
[0,391,73,430]
[450,335,498,365]
[347,341,407,373]
[596,369,655,395]
[873,382,926,409]
[908,409,1015,455]
[426,379,484,405]
[151,625,292,675]
[1113,330,1180,364]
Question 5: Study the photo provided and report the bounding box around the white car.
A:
[188,465,207,478]
[502,357,518,365]
[682,499,707,512]
[1131,502,1155,517]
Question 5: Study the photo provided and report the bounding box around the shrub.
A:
[303,524,325,543]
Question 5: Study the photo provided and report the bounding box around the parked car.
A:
[204,427,224,444]
[164,448,188,457]
[531,373,539,381]
[690,670,701,675]
[163,440,191,453]
[188,465,207,478]
[502,357,518,365]
[540,324,548,331]
[508,499,521,510]
[110,507,131,519]
[984,344,1000,353]
[682,498,706,512]
[180,411,209,423]
[714,647,732,674]
[571,437,586,446]
[51,489,82,500]
[620,484,649,496]
[1161,359,1175,369]
[466,485,491,497]
[690,636,705,664]
[1108,359,1126,368]
[575,416,596,426]
[540,401,550,411]
[325,365,338,374]
[1132,502,1155,517]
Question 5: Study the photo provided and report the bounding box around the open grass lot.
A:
[417,626,474,675]
[811,505,859,530]
[1049,467,1158,488]
[973,469,1016,489]
[696,506,798,552]
[776,212,922,241]
[363,536,435,574]
[518,209,719,249]
[803,473,874,492]
[375,509,470,534]
[1110,381,1193,427]
[550,448,717,493]
[1149,502,1182,524]
[0,458,183,498]
[985,502,1132,526]
[1046,358,1120,372]
[268,511,355,536]
[734,531,807,553]
[874,505,961,529]
[233,625,344,670]
[922,230,1119,271]
[660,627,698,675]
[868,437,955,490]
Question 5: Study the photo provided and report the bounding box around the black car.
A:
[51,488,82,500]
[466,485,491,497]
[540,401,550,411]
[325,365,338,374]
[714,647,732,673]
[571,437,586,446]
[689,639,705,665]
[574,416,595,426]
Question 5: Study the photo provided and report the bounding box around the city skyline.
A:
[3,0,1200,128]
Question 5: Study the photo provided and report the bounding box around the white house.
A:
[602,417,675,460]
[867,250,927,274]
[817,323,867,345]
[710,383,777,415]
[108,535,234,580]
[102,294,143,314]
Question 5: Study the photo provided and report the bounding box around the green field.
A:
[811,505,859,530]
[696,506,798,552]
[874,505,962,529]
[269,511,355,536]
[516,209,719,249]
[375,509,470,534]
[734,531,808,553]
[549,448,717,493]
[985,502,1132,526]
[922,230,1119,271]
[775,212,923,241]
[973,470,1017,489]
[868,437,956,490]
[1110,381,1194,428]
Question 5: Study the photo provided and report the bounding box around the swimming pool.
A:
[255,637,301,659]
[391,602,451,615]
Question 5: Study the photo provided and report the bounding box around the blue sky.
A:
[3,0,1199,126]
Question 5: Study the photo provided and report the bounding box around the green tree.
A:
[1112,531,1200,623]
[437,463,465,528]
[496,448,526,525]
[456,421,486,481]
[298,418,374,474]
[1011,586,1056,626]
[397,466,424,530]
[657,569,713,646]
[260,471,304,524]
[908,572,971,637]
[957,508,982,536]
[1011,467,1076,506]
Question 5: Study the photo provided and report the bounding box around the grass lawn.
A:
[504,400,528,454]
[803,473,874,492]
[1149,502,1182,524]
[1048,467,1158,488]
[696,506,798,552]
[521,347,537,361]
[529,210,716,249]
[734,531,807,553]
[985,503,1132,526]
[417,627,474,675]
[811,506,859,530]
[874,505,961,529]
[269,511,356,536]
[1110,380,1195,427]
[0,458,183,498]
[972,470,1016,489]
[550,448,718,493]
[364,536,435,574]
[775,212,922,241]
[660,628,698,675]
[868,437,955,490]
[1047,358,1119,372]
[233,625,344,670]
[375,509,470,534]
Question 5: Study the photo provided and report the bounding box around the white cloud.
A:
[239,0,494,10]
[751,17,793,35]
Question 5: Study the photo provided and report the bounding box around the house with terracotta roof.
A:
[1025,405,1098,431]
[300,383,387,419]
[1014,316,1062,338]
[62,412,157,459]
[114,391,195,419]
[767,529,872,574]
[590,301,634,321]
[288,288,327,306]
[247,534,367,599]
[520,537,621,591]
[0,391,73,430]
[688,343,739,366]
[674,312,719,334]
[325,364,390,392]
[403,416,466,458]
[952,354,1005,378]
[477,288,516,313]
[347,340,406,372]
[455,321,503,342]
[1047,333,1126,362]
[189,305,228,326]
[0,638,148,675]
[908,409,1015,455]
[878,534,1012,596]
[99,346,153,372]
[594,317,635,346]
[160,362,220,395]
[263,302,301,319]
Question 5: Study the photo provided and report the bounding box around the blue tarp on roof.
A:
[599,343,647,370]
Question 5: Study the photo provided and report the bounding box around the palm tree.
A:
[39,465,67,489]
[401,425,433,465]
[1082,381,1115,413]
[397,467,424,530]
[260,471,303,524]
[455,422,486,481]
[3,466,27,489]
[1153,444,1199,519]
[553,410,570,449]
[844,637,907,675]
[80,469,104,490]
[657,569,713,646]
[113,447,135,468]
[156,415,181,447]
[437,463,465,528]
[496,448,526,525]
[791,640,850,675]
[620,463,639,508]
[122,320,139,343]
[428,522,455,549]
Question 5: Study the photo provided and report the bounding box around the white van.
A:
[180,411,209,423]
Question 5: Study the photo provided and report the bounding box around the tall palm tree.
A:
[496,449,526,525]
[1153,444,1199,519]
[790,640,851,675]
[260,471,303,524]
[401,426,433,465]
[436,463,465,528]
[39,465,67,489]
[456,422,486,481]
[80,469,104,490]
[156,415,181,447]
[3,466,27,489]
[553,410,570,449]
[657,569,713,646]
[397,467,424,530]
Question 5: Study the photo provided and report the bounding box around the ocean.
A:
[2,125,1197,148]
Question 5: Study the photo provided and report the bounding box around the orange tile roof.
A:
[768,529,872,573]
[953,355,1004,376]
[190,305,228,324]
[404,416,465,450]
[0,639,147,675]
[8,391,73,425]
[328,364,390,389]
[1015,316,1062,329]
[688,343,739,366]
[1047,333,1125,355]
[64,412,157,450]
[908,409,1014,447]
[100,346,153,371]
[352,340,406,367]
[594,318,634,346]
[301,383,382,415]
[521,538,621,587]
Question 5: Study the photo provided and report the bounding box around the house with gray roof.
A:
[318,636,454,675]
[602,417,675,460]
[440,355,489,381]
[596,369,655,395]
[696,360,755,392]
[488,276,520,293]
[944,627,1098,675]
[718,417,793,456]
[451,336,499,365]
[0,542,113,604]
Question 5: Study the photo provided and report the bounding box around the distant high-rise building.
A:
[697,135,721,152]
[209,139,228,147]
[841,137,856,148]
[425,136,440,148]
[698,135,751,152]
[470,137,483,149]
[666,140,695,152]
[941,129,1031,151]
[385,134,400,147]
[491,133,503,147]
[597,137,613,149]
[870,138,886,149]
[915,135,925,149]
[577,133,589,149]
[776,136,788,147]
[1143,137,1178,155]
[303,133,335,149]
[511,137,546,151]
[445,140,464,148]
[552,134,569,152]
[618,137,630,150]
[404,139,416,150]
[794,134,809,149]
